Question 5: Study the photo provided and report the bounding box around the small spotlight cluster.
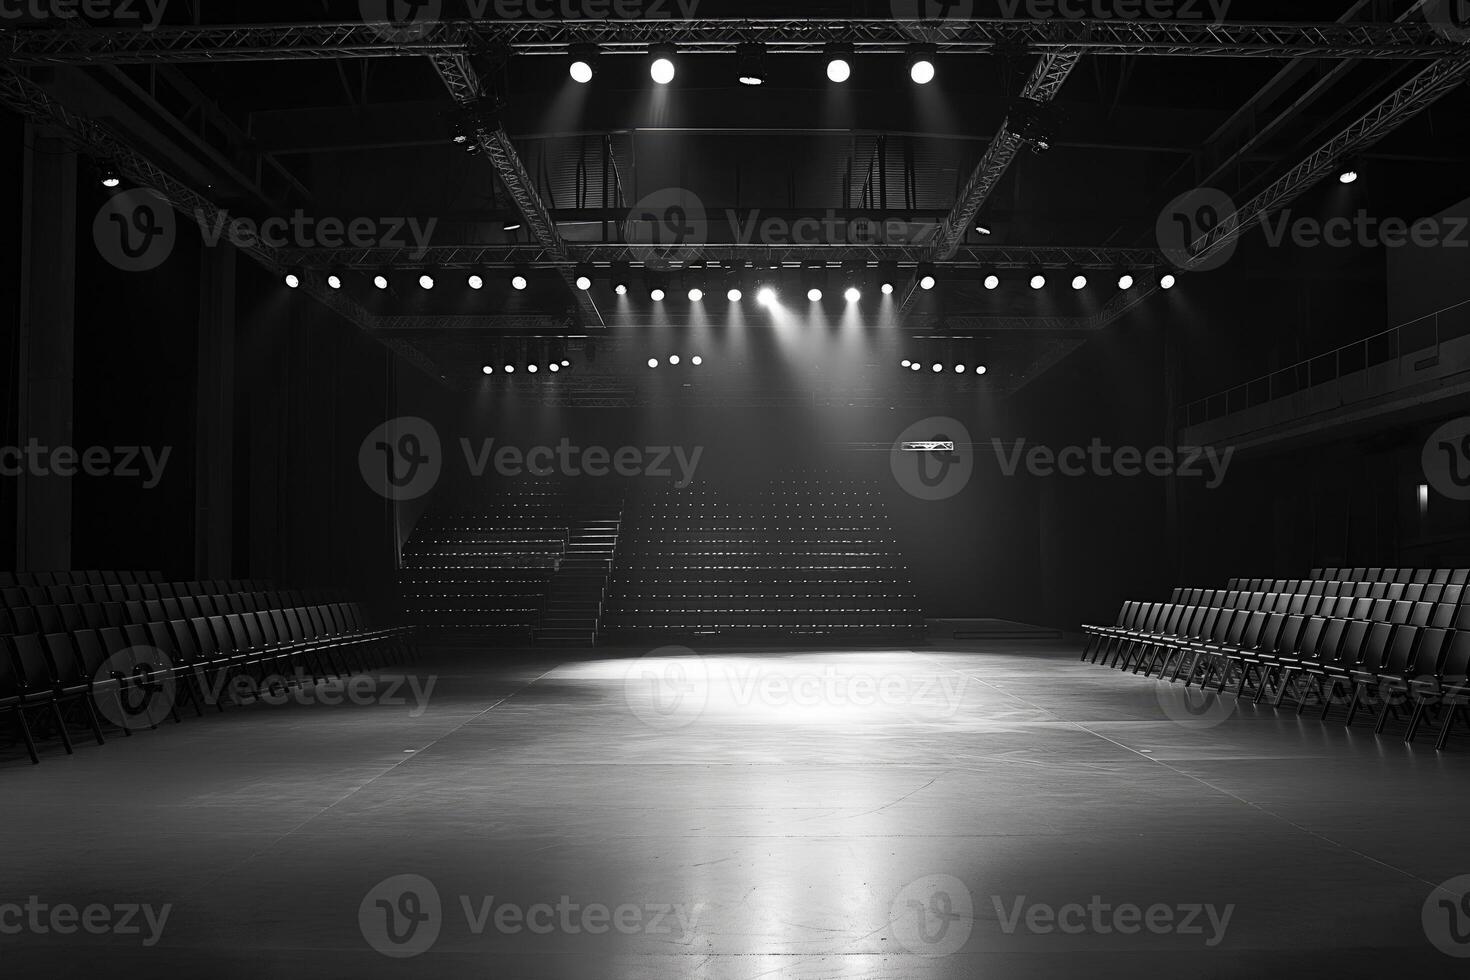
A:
[647,354,705,369]
[481,358,573,377]
[901,360,988,376]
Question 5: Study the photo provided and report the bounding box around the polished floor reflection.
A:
[2,639,1469,977]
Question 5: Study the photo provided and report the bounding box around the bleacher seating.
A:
[1082,568,1470,749]
[601,479,923,639]
[1,572,414,765]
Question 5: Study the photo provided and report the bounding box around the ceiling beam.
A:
[3,19,1463,64]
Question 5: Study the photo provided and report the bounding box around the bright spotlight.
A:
[807,288,824,302]
[845,286,861,303]
[575,262,596,291]
[504,365,515,374]
[881,282,895,295]
[917,262,937,290]
[757,286,777,306]
[976,365,988,375]
[327,274,343,290]
[909,47,937,85]
[561,360,570,367]
[467,274,484,290]
[932,363,943,373]
[651,288,666,302]
[738,43,767,86]
[1030,274,1046,289]
[670,355,681,365]
[955,364,966,373]
[984,275,1000,290]
[688,288,704,302]
[975,224,993,236]
[527,364,538,374]
[1118,274,1135,290]
[826,43,853,83]
[647,358,659,368]
[1160,273,1178,289]
[284,273,301,289]
[373,274,389,290]
[919,275,936,291]
[570,59,594,84]
[901,360,912,368]
[650,44,677,85]
[1072,275,1088,290]
[512,274,529,291]
[727,287,743,302]
[576,275,593,291]
[691,355,703,366]
[549,363,560,373]
[1338,168,1359,184]
[481,365,494,376]
[910,363,921,372]
[100,165,122,188]
[418,274,435,290]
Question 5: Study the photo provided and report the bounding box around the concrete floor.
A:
[3,639,1469,978]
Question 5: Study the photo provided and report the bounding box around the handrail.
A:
[1179,297,1470,429]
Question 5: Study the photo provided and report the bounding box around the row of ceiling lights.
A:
[568,43,939,88]
[480,360,572,376]
[286,268,1178,295]
[901,360,989,375]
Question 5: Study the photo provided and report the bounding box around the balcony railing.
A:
[1180,298,1470,429]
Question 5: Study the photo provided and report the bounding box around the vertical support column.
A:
[194,244,236,577]
[16,126,76,571]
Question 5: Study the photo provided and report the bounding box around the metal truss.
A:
[278,242,1165,271]
[1100,51,1470,328]
[429,52,604,328]
[0,67,443,383]
[3,20,1464,65]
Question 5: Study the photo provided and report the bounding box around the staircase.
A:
[534,509,622,645]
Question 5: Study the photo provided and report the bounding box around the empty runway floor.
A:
[2,639,1469,977]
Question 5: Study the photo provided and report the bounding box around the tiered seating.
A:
[1,572,414,766]
[400,504,576,630]
[1082,569,1470,749]
[602,480,923,639]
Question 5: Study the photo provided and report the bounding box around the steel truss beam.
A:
[900,49,1081,317]
[2,20,1464,65]
[429,51,604,328]
[278,242,1165,271]
[0,67,444,383]
[1100,51,1470,328]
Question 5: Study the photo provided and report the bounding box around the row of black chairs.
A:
[1,603,415,765]
[1,591,328,639]
[1162,591,1470,631]
[1084,600,1470,749]
[0,570,168,588]
[1180,580,1466,606]
[2,579,270,610]
[1233,568,1470,589]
